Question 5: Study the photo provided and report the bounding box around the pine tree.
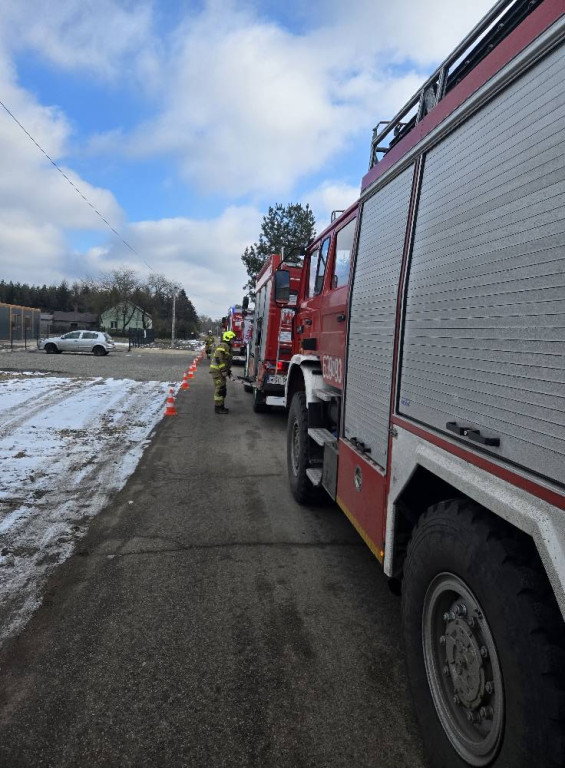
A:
[241,203,316,295]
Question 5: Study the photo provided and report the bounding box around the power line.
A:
[0,97,154,271]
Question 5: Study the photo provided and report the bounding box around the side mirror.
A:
[242,296,249,311]
[274,269,290,305]
[221,316,227,329]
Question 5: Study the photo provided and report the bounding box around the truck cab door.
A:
[320,215,356,388]
[296,239,329,355]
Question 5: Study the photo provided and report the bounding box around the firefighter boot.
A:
[215,405,230,414]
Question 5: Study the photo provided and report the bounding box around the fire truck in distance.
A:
[223,304,246,363]
[245,254,302,412]
[274,1,565,765]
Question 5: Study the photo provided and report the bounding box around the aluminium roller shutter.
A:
[399,42,565,484]
[344,165,415,468]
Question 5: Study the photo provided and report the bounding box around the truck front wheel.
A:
[287,392,320,504]
[402,499,565,768]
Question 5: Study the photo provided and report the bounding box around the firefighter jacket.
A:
[210,341,232,377]
[204,334,215,350]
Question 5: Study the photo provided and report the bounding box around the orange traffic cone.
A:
[164,388,177,416]
[188,369,194,379]
[180,371,190,390]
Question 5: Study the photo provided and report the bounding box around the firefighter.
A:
[210,331,235,414]
[204,330,215,359]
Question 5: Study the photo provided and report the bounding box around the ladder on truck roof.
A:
[369,0,544,167]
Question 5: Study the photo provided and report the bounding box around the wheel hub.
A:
[422,573,504,766]
[445,618,484,708]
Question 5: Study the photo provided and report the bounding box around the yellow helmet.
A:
[222,331,236,342]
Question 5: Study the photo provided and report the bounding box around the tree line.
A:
[0,268,200,339]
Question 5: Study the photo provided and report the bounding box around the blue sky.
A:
[0,0,493,316]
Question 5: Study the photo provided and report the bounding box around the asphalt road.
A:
[0,359,427,768]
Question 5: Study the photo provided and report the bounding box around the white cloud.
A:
[128,10,347,196]
[0,0,499,203]
[0,0,155,82]
[0,0,504,317]
[0,0,501,197]
[113,0,492,198]
[0,211,67,285]
[303,181,360,235]
[0,40,124,285]
[319,0,497,67]
[82,206,263,317]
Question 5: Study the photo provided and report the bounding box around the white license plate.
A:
[267,374,286,385]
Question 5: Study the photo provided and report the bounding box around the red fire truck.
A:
[246,254,302,412]
[274,1,565,765]
[224,304,246,363]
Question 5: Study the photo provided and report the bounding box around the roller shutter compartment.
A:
[344,166,414,468]
[399,43,565,485]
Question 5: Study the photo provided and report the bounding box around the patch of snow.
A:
[0,373,171,646]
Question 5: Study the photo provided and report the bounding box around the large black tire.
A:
[402,499,565,768]
[44,343,57,354]
[286,392,321,504]
[252,387,269,413]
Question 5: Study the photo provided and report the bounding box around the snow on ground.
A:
[0,372,172,646]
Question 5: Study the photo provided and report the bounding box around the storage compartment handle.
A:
[446,421,500,447]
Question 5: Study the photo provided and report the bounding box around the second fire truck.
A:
[245,254,302,411]
[223,304,246,363]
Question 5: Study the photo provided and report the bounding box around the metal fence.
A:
[127,328,155,350]
[0,304,41,347]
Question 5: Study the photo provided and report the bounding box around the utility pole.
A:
[171,292,176,348]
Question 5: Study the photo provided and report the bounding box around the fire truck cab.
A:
[275,202,358,429]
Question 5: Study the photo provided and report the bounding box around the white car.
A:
[40,330,115,356]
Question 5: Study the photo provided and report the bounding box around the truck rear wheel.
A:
[252,387,268,413]
[401,499,565,768]
[287,392,320,504]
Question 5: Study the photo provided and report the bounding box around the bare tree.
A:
[147,273,181,298]
[97,268,140,331]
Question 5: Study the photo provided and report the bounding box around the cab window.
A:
[332,218,356,289]
[314,237,331,295]
[308,248,320,297]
